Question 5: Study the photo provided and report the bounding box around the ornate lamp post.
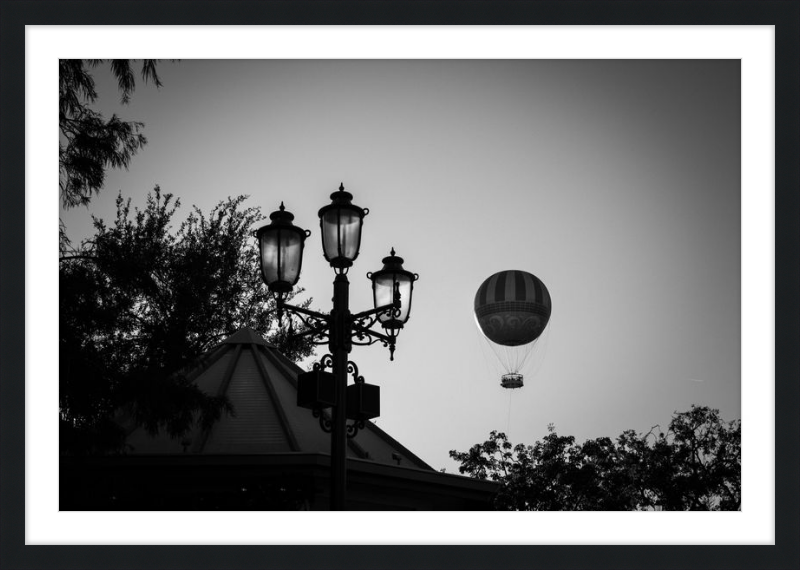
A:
[256,183,418,510]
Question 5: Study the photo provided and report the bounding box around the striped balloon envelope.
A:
[474,270,552,388]
[474,270,552,346]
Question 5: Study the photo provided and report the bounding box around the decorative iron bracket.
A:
[314,354,334,371]
[309,354,335,432]
[278,301,331,345]
[346,420,366,439]
[312,407,333,433]
[345,360,367,438]
[307,356,371,438]
[351,323,398,360]
[279,290,402,359]
[349,289,401,360]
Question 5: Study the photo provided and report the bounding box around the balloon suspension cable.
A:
[506,389,513,433]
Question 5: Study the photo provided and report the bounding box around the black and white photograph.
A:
[4,9,797,567]
[58,57,742,513]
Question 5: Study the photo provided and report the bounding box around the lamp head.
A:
[367,248,419,330]
[256,202,310,294]
[318,183,368,273]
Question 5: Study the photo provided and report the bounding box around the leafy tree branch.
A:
[450,405,740,511]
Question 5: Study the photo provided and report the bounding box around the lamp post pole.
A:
[330,273,350,510]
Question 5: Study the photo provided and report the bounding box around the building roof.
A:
[123,327,433,471]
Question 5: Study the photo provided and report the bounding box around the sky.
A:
[60,59,741,472]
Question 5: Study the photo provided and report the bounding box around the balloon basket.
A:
[500,373,523,389]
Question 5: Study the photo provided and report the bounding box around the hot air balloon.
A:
[474,270,552,388]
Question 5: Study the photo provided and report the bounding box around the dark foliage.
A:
[60,59,167,258]
[60,188,316,455]
[59,59,162,211]
[450,405,740,511]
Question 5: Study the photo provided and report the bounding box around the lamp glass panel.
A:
[322,208,362,262]
[259,230,281,285]
[375,272,413,325]
[260,229,303,285]
[279,230,303,284]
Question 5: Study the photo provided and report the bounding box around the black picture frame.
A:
[2,1,798,569]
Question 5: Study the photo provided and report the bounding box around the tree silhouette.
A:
[450,405,740,511]
[59,59,162,209]
[59,59,167,257]
[60,187,316,455]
